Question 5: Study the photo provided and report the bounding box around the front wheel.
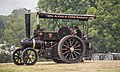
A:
[22,48,38,65]
[58,35,86,63]
[12,48,24,65]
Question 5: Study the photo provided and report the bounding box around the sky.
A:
[0,0,39,15]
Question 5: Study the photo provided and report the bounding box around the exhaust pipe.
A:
[36,12,40,29]
[25,14,30,38]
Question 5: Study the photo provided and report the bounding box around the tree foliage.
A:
[3,16,25,46]
[0,16,6,43]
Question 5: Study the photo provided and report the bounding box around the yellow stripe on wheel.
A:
[32,38,36,48]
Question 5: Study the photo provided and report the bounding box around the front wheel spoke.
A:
[63,50,69,55]
[17,51,20,55]
[31,53,35,56]
[32,57,35,60]
[32,58,35,61]
[16,59,19,62]
[17,59,21,63]
[14,55,19,58]
[32,54,35,57]
[30,51,34,55]
[74,51,80,55]
[27,59,30,63]
[14,56,18,59]
[30,59,33,63]
[32,55,35,59]
[29,59,33,62]
[28,50,31,55]
[15,53,19,56]
[14,56,19,60]
[24,58,28,62]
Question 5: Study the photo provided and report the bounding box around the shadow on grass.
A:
[35,61,94,65]
[36,62,57,66]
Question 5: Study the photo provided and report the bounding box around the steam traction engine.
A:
[12,12,96,65]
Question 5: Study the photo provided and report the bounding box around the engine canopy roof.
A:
[38,12,96,21]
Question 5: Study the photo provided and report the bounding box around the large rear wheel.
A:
[58,35,85,63]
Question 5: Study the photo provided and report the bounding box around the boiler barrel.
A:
[21,38,41,49]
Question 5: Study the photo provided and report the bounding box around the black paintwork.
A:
[38,12,96,20]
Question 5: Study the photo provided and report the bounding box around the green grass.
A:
[0,61,120,72]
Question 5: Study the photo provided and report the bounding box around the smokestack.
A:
[25,14,30,38]
[36,12,40,29]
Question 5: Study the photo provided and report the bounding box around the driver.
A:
[74,26,82,38]
[69,26,82,38]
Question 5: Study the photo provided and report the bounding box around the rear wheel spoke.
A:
[74,49,81,51]
[63,44,70,49]
[69,39,72,46]
[74,51,80,55]
[74,44,81,48]
[62,48,68,50]
[69,53,72,60]
[63,50,69,55]
[71,53,75,60]
[71,39,75,45]
[65,53,69,58]
[73,41,78,47]
[73,52,78,59]
[65,41,69,46]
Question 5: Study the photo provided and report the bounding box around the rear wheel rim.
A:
[62,37,83,61]
[58,35,85,63]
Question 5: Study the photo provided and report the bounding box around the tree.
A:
[3,16,25,46]
[0,16,6,43]
[87,0,120,52]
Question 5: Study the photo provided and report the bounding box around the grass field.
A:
[0,60,120,72]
